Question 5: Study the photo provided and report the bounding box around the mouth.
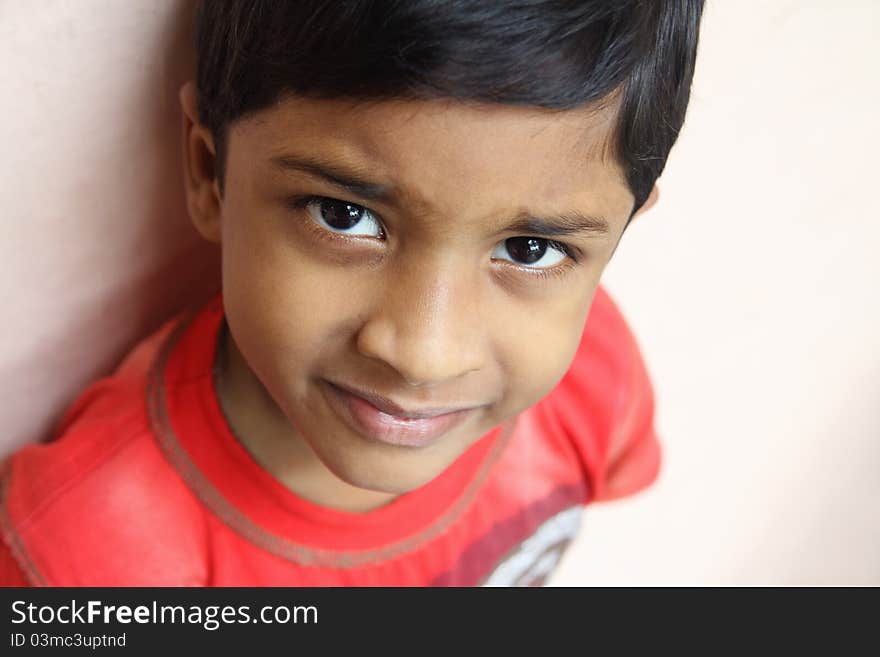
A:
[321,380,478,448]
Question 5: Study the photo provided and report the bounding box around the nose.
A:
[355,258,487,388]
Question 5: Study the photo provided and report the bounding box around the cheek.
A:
[219,199,362,386]
[507,326,581,404]
[497,288,596,410]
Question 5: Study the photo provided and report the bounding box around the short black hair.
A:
[195,0,703,217]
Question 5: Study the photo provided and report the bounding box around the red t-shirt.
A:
[0,285,660,586]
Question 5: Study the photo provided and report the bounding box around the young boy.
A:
[0,0,702,586]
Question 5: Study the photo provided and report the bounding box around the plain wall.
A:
[552,0,880,585]
[0,1,219,452]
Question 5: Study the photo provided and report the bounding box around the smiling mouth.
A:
[322,381,478,448]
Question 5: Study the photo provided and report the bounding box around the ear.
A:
[631,184,660,221]
[179,81,222,244]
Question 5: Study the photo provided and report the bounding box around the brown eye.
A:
[506,237,546,264]
[492,237,568,268]
[305,197,383,237]
[317,199,364,229]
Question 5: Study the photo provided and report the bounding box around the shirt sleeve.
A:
[541,286,662,503]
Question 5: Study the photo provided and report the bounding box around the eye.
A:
[491,237,571,268]
[305,197,384,238]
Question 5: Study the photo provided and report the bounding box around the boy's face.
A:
[182,88,639,500]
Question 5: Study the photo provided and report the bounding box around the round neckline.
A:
[148,295,513,558]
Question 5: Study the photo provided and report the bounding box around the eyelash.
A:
[286,194,581,278]
[286,195,381,247]
[521,254,578,281]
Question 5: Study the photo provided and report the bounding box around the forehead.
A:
[230,96,635,230]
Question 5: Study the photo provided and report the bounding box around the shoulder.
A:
[0,320,208,585]
[534,285,661,502]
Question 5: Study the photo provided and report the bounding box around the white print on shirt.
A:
[481,505,583,586]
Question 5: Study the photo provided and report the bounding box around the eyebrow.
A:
[271,154,611,237]
[506,212,610,238]
[272,155,391,200]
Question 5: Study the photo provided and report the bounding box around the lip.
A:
[322,381,477,448]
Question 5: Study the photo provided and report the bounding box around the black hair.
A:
[195,0,703,218]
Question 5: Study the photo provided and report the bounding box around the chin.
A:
[321,450,444,496]
[346,475,424,497]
